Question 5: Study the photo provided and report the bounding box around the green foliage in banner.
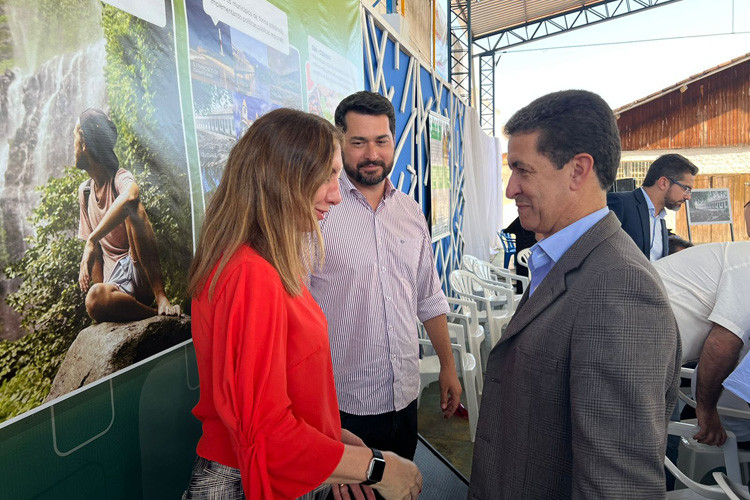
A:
[0,160,189,420]
[0,0,13,71]
[0,4,192,421]
[0,168,89,419]
[101,4,191,312]
[4,0,102,72]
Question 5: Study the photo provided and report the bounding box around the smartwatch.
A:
[361,448,386,485]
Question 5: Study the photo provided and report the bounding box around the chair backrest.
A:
[450,269,476,297]
[451,269,515,309]
[499,232,516,253]
[473,259,519,289]
[462,254,479,272]
[447,296,480,330]
[516,247,531,269]
[471,259,495,283]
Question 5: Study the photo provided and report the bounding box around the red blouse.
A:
[191,245,344,499]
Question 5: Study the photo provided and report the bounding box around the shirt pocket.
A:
[394,237,422,281]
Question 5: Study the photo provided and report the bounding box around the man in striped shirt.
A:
[310,91,461,466]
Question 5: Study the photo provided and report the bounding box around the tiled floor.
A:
[417,382,474,479]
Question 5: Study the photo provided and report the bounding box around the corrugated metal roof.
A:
[614,52,750,115]
[470,0,609,39]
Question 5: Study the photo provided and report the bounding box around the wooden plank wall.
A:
[673,173,750,243]
[618,59,750,150]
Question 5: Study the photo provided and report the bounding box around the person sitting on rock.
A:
[76,108,180,322]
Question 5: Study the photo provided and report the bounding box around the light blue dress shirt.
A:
[724,354,750,404]
[528,207,610,296]
[640,187,667,261]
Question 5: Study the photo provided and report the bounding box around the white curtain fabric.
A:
[461,106,503,261]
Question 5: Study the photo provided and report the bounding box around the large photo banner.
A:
[185,0,363,200]
[0,0,362,425]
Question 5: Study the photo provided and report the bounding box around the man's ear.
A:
[569,153,595,191]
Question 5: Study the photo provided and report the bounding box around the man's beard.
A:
[344,159,394,186]
[664,196,684,211]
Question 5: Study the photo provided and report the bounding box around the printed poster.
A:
[186,0,363,198]
[686,188,733,225]
[429,111,451,242]
[0,0,362,427]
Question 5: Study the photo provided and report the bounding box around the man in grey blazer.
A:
[607,154,698,261]
[469,90,681,499]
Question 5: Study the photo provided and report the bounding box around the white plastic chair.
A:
[461,254,479,272]
[461,254,511,308]
[676,368,750,484]
[471,258,528,303]
[713,472,750,500]
[447,296,487,381]
[449,270,514,347]
[666,421,743,499]
[516,247,531,278]
[417,322,480,441]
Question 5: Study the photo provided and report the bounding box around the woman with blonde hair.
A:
[184,108,422,500]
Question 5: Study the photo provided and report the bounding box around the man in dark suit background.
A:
[607,154,698,260]
[469,90,681,499]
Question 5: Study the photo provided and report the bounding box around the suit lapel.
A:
[500,213,622,343]
[634,189,651,253]
[661,219,669,258]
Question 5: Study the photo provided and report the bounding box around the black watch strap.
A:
[361,448,385,485]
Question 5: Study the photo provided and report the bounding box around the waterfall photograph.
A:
[0,0,191,422]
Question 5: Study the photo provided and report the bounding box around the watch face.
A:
[363,449,386,485]
[368,456,385,483]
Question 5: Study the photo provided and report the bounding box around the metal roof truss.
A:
[449,0,473,105]
[462,0,684,134]
[473,0,684,57]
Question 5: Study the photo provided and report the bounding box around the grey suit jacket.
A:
[469,212,681,499]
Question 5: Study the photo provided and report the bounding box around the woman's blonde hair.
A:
[188,108,342,298]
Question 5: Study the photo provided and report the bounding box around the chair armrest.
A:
[668,421,742,483]
[712,472,750,500]
[479,279,515,310]
[453,290,492,313]
[418,337,465,365]
[447,296,476,314]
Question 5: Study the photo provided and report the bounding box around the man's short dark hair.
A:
[668,234,693,255]
[79,108,119,174]
[504,90,621,190]
[334,91,396,136]
[642,154,699,187]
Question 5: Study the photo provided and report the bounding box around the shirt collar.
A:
[340,173,396,199]
[640,187,667,220]
[533,206,610,266]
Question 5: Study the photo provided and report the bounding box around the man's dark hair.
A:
[667,234,693,255]
[642,154,699,187]
[79,108,119,174]
[334,91,396,136]
[504,90,621,190]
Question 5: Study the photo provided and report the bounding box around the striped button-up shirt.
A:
[310,174,449,415]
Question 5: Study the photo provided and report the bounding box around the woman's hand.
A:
[373,451,422,500]
[334,431,376,500]
[341,429,367,447]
